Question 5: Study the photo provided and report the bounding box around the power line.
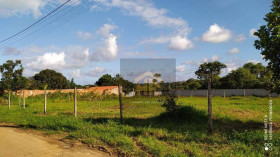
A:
[1,0,91,48]
[0,0,71,44]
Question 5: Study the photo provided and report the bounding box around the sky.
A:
[0,0,272,85]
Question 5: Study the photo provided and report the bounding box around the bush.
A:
[160,94,181,113]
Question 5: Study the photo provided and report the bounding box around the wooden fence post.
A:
[118,84,123,122]
[74,87,77,118]
[8,90,11,110]
[44,88,47,114]
[23,91,25,109]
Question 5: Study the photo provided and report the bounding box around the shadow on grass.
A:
[83,105,263,133]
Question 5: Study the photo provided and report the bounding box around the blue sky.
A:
[0,0,272,84]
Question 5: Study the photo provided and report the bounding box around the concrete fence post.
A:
[74,87,77,118]
[243,89,246,97]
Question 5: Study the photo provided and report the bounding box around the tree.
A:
[0,60,27,109]
[254,0,280,93]
[70,78,76,89]
[195,61,226,134]
[95,74,114,86]
[221,68,258,89]
[33,69,70,89]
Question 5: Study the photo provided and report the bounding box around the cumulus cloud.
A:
[202,24,231,43]
[90,24,118,61]
[168,36,193,50]
[228,48,240,54]
[65,47,90,68]
[87,67,107,77]
[76,31,93,40]
[98,0,193,50]
[234,34,246,42]
[248,60,261,64]
[97,23,116,36]
[68,69,82,78]
[0,0,47,18]
[26,52,65,71]
[176,65,185,72]
[249,28,257,38]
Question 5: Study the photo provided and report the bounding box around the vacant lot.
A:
[0,94,279,157]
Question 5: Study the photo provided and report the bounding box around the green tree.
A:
[33,69,70,89]
[195,61,226,134]
[95,74,114,86]
[70,78,76,89]
[254,0,280,93]
[0,60,27,109]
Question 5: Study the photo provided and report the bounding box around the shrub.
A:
[160,94,181,113]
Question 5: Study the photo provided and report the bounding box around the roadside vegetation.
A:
[0,93,279,157]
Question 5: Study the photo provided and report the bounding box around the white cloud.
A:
[26,52,65,71]
[202,24,231,43]
[234,34,246,42]
[168,36,193,50]
[101,0,189,33]
[248,60,261,64]
[249,28,257,38]
[65,47,90,68]
[76,31,93,40]
[228,48,240,54]
[202,55,219,63]
[98,0,193,49]
[91,23,118,61]
[68,69,82,78]
[176,65,185,72]
[97,23,116,36]
[0,0,47,18]
[87,67,107,77]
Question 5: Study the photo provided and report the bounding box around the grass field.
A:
[0,93,279,157]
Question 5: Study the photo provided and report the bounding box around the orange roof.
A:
[88,86,118,92]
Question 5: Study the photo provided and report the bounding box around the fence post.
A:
[118,84,123,122]
[8,90,11,110]
[44,88,47,114]
[74,87,77,118]
[243,89,246,97]
[18,91,21,106]
[224,90,225,99]
[23,91,25,109]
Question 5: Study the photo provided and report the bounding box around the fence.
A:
[171,89,279,97]
[129,89,279,97]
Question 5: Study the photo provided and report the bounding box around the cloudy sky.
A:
[0,0,271,84]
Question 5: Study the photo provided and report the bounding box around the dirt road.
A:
[0,126,109,157]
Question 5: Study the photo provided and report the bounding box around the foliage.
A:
[254,0,280,93]
[195,61,227,81]
[0,60,27,95]
[160,94,181,113]
[95,74,115,86]
[33,69,70,89]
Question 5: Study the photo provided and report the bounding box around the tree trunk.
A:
[44,89,47,114]
[74,87,77,118]
[118,84,123,122]
[208,76,213,134]
[8,90,11,110]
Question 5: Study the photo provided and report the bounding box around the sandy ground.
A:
[0,126,109,157]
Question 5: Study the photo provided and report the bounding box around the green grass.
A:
[0,94,279,157]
